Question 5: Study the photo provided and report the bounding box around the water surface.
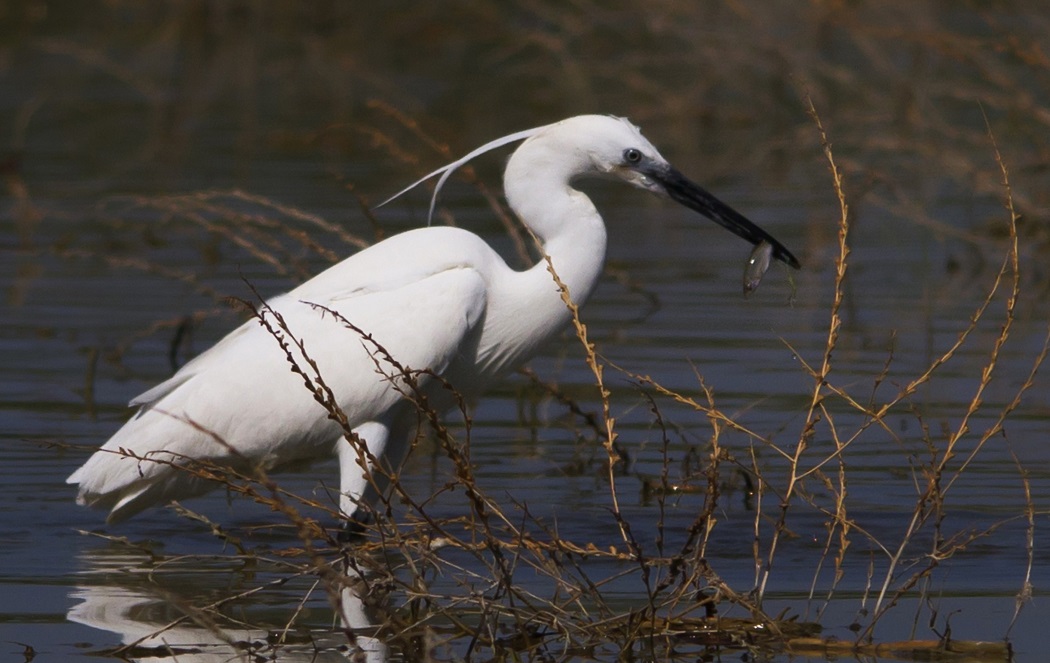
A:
[2,2,1049,661]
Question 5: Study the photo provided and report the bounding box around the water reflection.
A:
[69,545,388,662]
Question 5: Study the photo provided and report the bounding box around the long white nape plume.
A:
[376,125,546,224]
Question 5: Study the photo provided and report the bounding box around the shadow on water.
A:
[2,1,1049,661]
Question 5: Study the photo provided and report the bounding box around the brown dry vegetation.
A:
[5,0,1050,660]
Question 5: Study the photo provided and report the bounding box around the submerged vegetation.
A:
[4,0,1050,660]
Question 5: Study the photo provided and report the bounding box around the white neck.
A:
[482,140,608,371]
[506,134,608,299]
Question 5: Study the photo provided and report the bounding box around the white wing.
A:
[68,227,493,521]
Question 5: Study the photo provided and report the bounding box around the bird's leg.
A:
[336,420,390,537]
[336,407,421,542]
[339,573,390,660]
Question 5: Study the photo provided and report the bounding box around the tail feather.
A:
[69,451,228,523]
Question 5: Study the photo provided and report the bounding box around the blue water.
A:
[2,2,1049,661]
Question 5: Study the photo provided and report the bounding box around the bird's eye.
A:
[623,148,642,164]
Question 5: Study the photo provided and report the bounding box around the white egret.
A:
[67,115,800,524]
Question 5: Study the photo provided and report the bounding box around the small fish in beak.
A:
[743,240,774,297]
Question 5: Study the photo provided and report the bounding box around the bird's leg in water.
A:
[336,420,390,536]
[338,511,371,542]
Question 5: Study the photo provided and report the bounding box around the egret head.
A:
[536,115,802,269]
[524,115,667,186]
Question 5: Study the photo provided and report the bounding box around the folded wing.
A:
[68,263,488,522]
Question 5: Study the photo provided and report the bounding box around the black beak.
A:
[647,163,800,269]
